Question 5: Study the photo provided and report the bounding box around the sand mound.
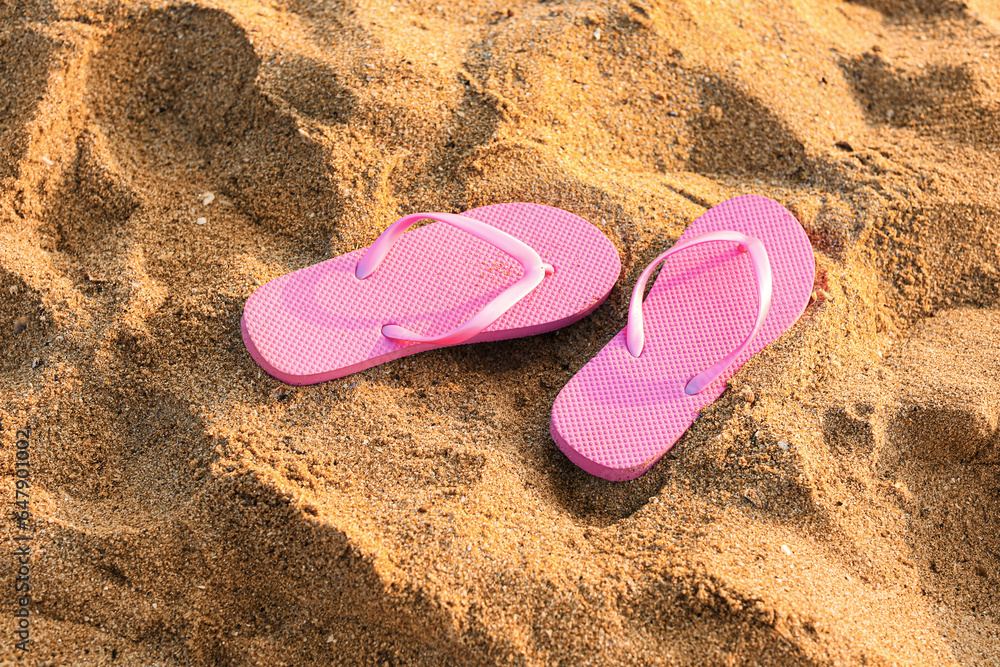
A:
[3,0,1000,664]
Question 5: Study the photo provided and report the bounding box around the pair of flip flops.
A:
[241,196,815,481]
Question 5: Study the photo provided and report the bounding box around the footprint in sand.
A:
[0,29,57,187]
[839,2,1000,150]
[876,309,999,659]
[846,0,967,18]
[84,4,342,242]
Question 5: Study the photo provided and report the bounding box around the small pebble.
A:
[201,192,215,206]
[593,28,602,40]
[778,440,790,451]
[196,217,207,225]
[8,285,16,295]
[31,358,42,369]
[834,141,854,152]
[13,315,29,334]
[781,544,792,556]
[742,488,766,508]
[41,156,54,166]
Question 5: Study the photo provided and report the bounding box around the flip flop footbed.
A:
[242,203,622,384]
[551,195,815,481]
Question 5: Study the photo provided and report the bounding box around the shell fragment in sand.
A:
[200,192,215,206]
[196,217,207,225]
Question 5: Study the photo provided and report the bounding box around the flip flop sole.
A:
[551,195,815,480]
[241,203,621,384]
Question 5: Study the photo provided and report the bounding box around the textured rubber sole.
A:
[550,195,816,481]
[241,203,622,384]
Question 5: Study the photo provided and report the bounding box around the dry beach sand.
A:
[3,0,1000,663]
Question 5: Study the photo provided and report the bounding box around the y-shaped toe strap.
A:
[356,212,554,346]
[626,230,773,395]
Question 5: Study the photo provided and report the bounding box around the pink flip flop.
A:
[550,195,815,481]
[241,203,621,384]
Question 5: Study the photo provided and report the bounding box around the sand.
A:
[2,0,1000,663]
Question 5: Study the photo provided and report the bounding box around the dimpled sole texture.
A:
[550,195,815,481]
[241,203,621,384]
